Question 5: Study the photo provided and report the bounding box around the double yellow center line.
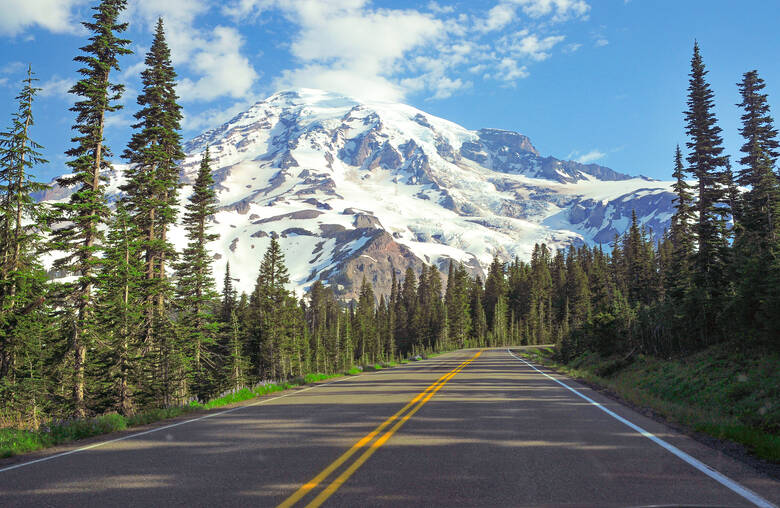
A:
[278,350,483,508]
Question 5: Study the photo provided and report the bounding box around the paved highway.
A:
[0,348,778,507]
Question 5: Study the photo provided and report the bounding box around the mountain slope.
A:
[39,89,674,299]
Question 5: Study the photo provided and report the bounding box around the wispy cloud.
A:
[516,0,591,22]
[182,99,257,132]
[38,75,74,99]
[125,0,259,103]
[2,0,598,118]
[0,0,87,37]
[225,0,591,101]
[568,149,606,164]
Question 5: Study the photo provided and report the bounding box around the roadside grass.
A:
[0,351,450,460]
[0,360,407,459]
[515,343,780,463]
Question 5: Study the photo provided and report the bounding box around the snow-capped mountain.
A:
[39,89,675,299]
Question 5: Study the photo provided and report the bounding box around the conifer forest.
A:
[1,1,779,430]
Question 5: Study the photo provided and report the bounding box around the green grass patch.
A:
[0,411,142,459]
[515,342,780,463]
[0,356,420,460]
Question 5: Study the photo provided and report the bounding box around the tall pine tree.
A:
[683,42,733,342]
[668,145,695,304]
[121,18,183,349]
[174,149,220,399]
[120,18,184,406]
[0,67,52,423]
[51,0,131,417]
[734,70,780,337]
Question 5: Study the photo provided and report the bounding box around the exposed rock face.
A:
[38,88,675,300]
[321,229,424,301]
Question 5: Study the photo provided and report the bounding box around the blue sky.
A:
[0,0,778,182]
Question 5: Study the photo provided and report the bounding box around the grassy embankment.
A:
[516,342,779,463]
[0,356,415,459]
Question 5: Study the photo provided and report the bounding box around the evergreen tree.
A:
[565,246,591,326]
[684,42,733,341]
[483,256,506,333]
[469,277,487,346]
[734,70,780,336]
[248,236,291,379]
[397,267,417,355]
[355,277,376,363]
[50,0,131,417]
[174,149,220,399]
[223,308,249,391]
[445,262,471,348]
[668,145,695,303]
[94,202,142,414]
[221,262,237,322]
[0,67,53,424]
[121,17,183,351]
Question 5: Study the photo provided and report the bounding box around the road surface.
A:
[1,348,778,507]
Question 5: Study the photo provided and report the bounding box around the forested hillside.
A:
[0,0,778,433]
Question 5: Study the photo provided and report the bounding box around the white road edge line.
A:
[0,353,458,475]
[506,348,777,508]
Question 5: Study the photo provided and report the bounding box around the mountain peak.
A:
[41,90,674,299]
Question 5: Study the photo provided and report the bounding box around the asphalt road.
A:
[1,348,778,507]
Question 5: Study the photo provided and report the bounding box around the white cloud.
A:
[510,33,565,61]
[182,99,256,132]
[222,0,590,101]
[266,1,446,101]
[568,149,605,164]
[496,58,529,81]
[126,0,259,103]
[478,4,517,33]
[1,61,25,75]
[277,65,406,102]
[595,38,609,47]
[38,75,74,99]
[104,111,133,130]
[514,0,590,22]
[0,0,86,37]
[427,2,455,14]
[177,26,258,101]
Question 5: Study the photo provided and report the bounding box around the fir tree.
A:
[50,0,131,417]
[248,236,291,379]
[445,262,471,348]
[736,70,780,233]
[121,17,183,349]
[221,262,237,322]
[668,145,695,303]
[94,202,142,414]
[174,149,220,399]
[684,42,733,341]
[469,277,487,346]
[483,256,506,333]
[355,277,376,363]
[734,70,780,336]
[0,67,52,423]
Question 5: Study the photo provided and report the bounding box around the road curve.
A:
[0,348,778,507]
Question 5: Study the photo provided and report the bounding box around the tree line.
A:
[0,0,777,428]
